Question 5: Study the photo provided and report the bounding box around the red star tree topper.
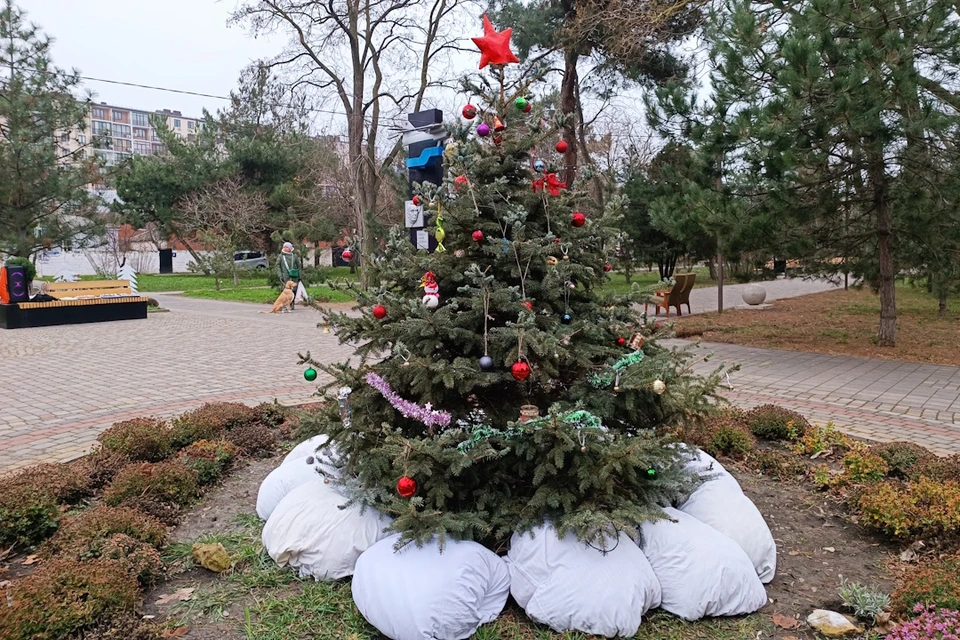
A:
[471,14,520,69]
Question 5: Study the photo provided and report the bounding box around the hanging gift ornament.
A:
[462,104,478,119]
[397,476,418,498]
[511,360,531,381]
[472,230,485,243]
[477,122,491,137]
[372,305,387,320]
[515,96,529,111]
[421,271,440,308]
[556,140,569,153]
[571,212,586,227]
[303,367,318,382]
[629,332,646,350]
[471,14,520,69]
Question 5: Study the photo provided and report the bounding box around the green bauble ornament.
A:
[515,96,529,111]
[647,468,657,478]
[303,367,318,382]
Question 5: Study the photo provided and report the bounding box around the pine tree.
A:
[300,61,725,549]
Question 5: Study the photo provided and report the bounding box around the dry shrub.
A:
[912,454,960,483]
[175,439,239,485]
[170,402,259,449]
[0,557,139,640]
[868,441,936,479]
[42,505,166,557]
[858,477,960,540]
[793,422,852,455]
[104,461,199,508]
[748,449,808,480]
[746,404,810,441]
[114,494,183,526]
[678,409,756,459]
[74,615,164,640]
[226,423,279,458]
[254,401,289,428]
[891,555,960,617]
[72,448,133,492]
[99,533,165,585]
[8,463,90,504]
[841,445,889,484]
[97,418,172,462]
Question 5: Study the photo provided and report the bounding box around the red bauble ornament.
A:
[556,140,569,153]
[462,104,478,119]
[511,360,531,381]
[412,195,422,206]
[372,305,387,320]
[396,476,417,498]
[603,263,613,272]
[471,14,520,70]
[571,212,586,227]
[472,230,485,243]
[342,249,353,261]
[455,175,469,189]
[523,102,532,113]
[617,337,627,347]
[522,301,533,311]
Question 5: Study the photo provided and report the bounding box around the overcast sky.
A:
[22,0,283,119]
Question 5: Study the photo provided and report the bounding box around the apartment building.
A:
[61,103,202,166]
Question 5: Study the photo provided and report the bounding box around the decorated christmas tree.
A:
[299,15,725,549]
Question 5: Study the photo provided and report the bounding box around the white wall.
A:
[34,247,201,277]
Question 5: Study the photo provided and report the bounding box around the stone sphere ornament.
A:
[396,476,417,498]
[342,249,353,262]
[472,230,485,243]
[571,212,586,227]
[372,305,387,320]
[303,368,318,382]
[479,356,494,371]
[462,104,478,119]
[561,313,573,325]
[515,96,529,111]
[477,123,491,137]
[742,284,767,305]
[556,140,568,153]
[511,360,532,381]
[652,379,666,395]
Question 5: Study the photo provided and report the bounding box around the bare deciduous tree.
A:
[231,0,470,287]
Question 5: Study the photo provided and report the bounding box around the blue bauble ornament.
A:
[561,313,573,325]
[479,356,494,371]
[534,159,546,172]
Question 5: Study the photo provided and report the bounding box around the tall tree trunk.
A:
[939,288,947,317]
[868,154,896,347]
[560,48,579,188]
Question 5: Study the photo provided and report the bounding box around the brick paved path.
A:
[0,295,353,474]
[676,340,960,455]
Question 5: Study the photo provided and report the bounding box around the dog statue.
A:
[260,280,296,314]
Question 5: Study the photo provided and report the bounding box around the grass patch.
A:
[599,267,712,296]
[181,286,354,304]
[138,273,267,292]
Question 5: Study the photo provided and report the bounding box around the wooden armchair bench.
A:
[644,273,697,317]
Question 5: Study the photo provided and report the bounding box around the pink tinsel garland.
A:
[364,372,452,429]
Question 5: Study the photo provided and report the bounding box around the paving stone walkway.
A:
[676,340,960,455]
[2,286,958,475]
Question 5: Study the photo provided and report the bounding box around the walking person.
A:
[276,242,302,310]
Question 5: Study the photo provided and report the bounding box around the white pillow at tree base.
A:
[507,525,661,638]
[679,475,777,583]
[256,455,324,520]
[262,479,391,581]
[638,507,768,621]
[352,534,510,640]
[283,434,339,469]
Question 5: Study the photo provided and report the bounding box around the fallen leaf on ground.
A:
[823,547,836,553]
[773,613,800,629]
[161,626,190,638]
[788,550,801,556]
[155,587,195,605]
[21,555,39,565]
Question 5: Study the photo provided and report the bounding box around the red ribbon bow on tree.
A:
[532,173,567,196]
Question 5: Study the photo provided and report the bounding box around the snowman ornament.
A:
[421,271,440,309]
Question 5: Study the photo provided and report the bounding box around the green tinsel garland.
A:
[588,350,645,388]
[457,409,604,454]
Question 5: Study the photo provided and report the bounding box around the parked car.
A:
[233,251,268,269]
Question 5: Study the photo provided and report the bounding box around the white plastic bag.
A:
[638,507,767,621]
[507,526,661,638]
[679,477,777,583]
[352,534,510,640]
[256,456,324,520]
[262,479,391,580]
[295,280,308,303]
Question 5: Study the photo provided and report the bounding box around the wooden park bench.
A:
[645,272,697,317]
[1,279,149,329]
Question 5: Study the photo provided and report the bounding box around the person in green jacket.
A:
[276,242,303,310]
